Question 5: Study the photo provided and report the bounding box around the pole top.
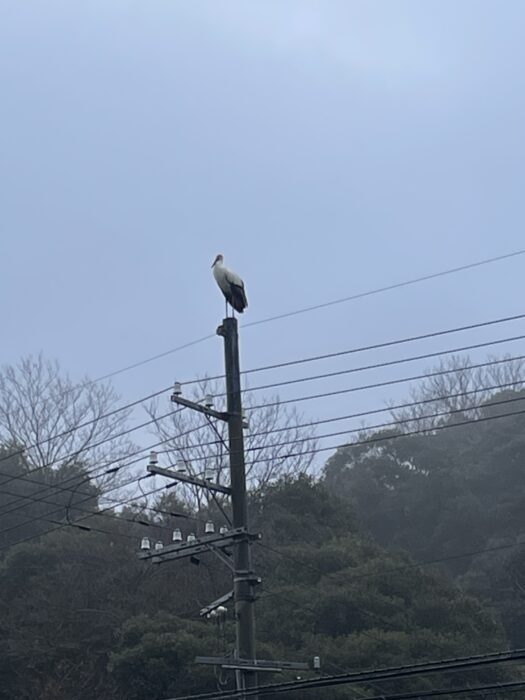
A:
[216,317,238,337]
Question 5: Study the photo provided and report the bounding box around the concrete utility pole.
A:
[139,316,308,697]
[217,317,258,698]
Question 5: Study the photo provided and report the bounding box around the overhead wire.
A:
[2,319,524,510]
[157,378,524,454]
[254,538,525,598]
[8,398,525,557]
[242,403,525,467]
[0,410,209,518]
[167,647,525,700]
[5,376,525,540]
[165,389,525,465]
[175,679,525,700]
[0,383,173,467]
[246,353,525,411]
[179,309,525,387]
[238,332,525,396]
[242,249,525,329]
[0,423,209,526]
[55,250,525,391]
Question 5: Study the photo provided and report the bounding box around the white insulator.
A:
[140,536,151,550]
[148,450,158,466]
[176,460,186,473]
[204,467,214,481]
[154,540,164,551]
[204,394,213,408]
[187,533,197,544]
[205,521,215,534]
[173,381,182,396]
[172,528,182,542]
[216,605,227,615]
[219,526,228,535]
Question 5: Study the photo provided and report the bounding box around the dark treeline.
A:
[0,356,524,699]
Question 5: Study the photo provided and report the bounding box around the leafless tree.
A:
[0,355,134,481]
[390,353,524,431]
[145,379,317,509]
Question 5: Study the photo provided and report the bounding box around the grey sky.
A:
[1,1,524,453]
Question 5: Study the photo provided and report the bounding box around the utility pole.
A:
[139,316,309,697]
[217,316,258,698]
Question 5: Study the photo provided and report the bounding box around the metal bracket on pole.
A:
[195,657,309,673]
[171,395,229,422]
[172,389,249,429]
[139,528,259,563]
[147,464,232,495]
[200,590,234,617]
[206,544,235,571]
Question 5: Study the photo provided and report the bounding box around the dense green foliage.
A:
[0,455,518,699]
[323,388,525,648]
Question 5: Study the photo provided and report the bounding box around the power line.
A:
[179,679,525,700]
[168,647,525,700]
[71,251,525,389]
[255,536,525,592]
[4,376,525,538]
[13,400,525,552]
[0,465,215,553]
[0,404,179,494]
[0,384,173,467]
[158,379,523,455]
[243,249,525,330]
[0,422,209,523]
[179,310,525,388]
[239,311,525,379]
[170,390,525,465]
[2,315,524,491]
[6,345,521,498]
[240,333,525,395]
[239,403,525,468]
[248,353,525,411]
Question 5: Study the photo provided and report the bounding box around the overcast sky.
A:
[1,1,524,456]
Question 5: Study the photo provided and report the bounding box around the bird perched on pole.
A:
[212,254,248,316]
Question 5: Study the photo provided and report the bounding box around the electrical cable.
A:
[243,249,525,330]
[238,332,525,396]
[0,423,210,529]
[158,378,524,454]
[247,353,525,411]
[64,251,525,392]
[167,646,525,700]
[168,392,525,465]
[2,319,524,500]
[242,403,525,467]
[254,537,525,597]
[176,679,525,700]
[0,414,208,519]
[0,383,173,467]
[179,309,525,387]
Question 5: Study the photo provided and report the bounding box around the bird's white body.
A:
[212,256,248,314]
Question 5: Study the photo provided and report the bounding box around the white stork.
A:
[212,254,248,315]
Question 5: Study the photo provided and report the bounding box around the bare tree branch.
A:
[390,353,525,431]
[145,378,317,509]
[0,355,135,486]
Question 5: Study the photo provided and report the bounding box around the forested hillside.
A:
[324,372,525,650]
[0,357,524,699]
[0,461,518,699]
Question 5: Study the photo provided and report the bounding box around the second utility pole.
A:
[217,316,258,699]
